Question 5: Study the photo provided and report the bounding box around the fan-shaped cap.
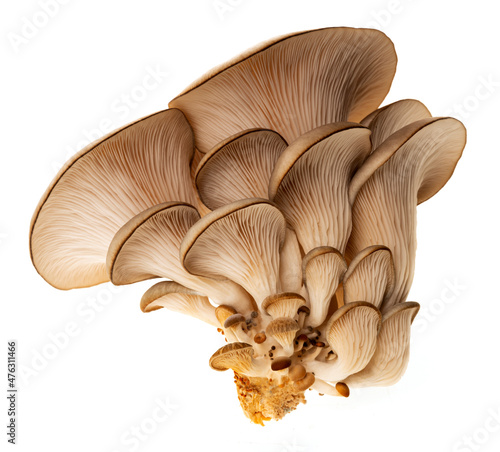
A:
[347,117,466,309]
[30,109,197,289]
[269,122,371,254]
[266,317,300,355]
[140,280,218,327]
[209,342,254,373]
[195,129,287,210]
[170,27,396,153]
[180,198,286,306]
[106,202,254,312]
[308,302,382,382]
[345,302,420,387]
[262,292,306,319]
[302,247,347,327]
[361,99,431,149]
[343,245,395,309]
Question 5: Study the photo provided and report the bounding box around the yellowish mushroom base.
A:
[234,372,306,425]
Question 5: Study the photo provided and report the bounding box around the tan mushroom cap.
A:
[180,198,286,306]
[106,202,254,312]
[347,117,466,310]
[302,247,348,327]
[266,317,300,354]
[215,305,237,327]
[140,280,218,327]
[361,99,432,148]
[345,301,420,387]
[209,342,254,373]
[308,302,382,382]
[262,292,306,319]
[195,129,287,210]
[294,373,315,391]
[343,245,395,309]
[170,27,396,153]
[30,109,197,290]
[269,122,371,254]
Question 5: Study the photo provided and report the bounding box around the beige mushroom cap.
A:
[30,109,197,290]
[269,122,371,254]
[195,129,287,210]
[262,292,306,319]
[106,202,254,312]
[307,302,382,382]
[361,99,432,149]
[302,247,347,327]
[347,117,466,310]
[170,27,396,153]
[209,342,255,374]
[266,317,300,355]
[140,280,218,327]
[180,198,286,306]
[345,301,420,387]
[343,245,395,309]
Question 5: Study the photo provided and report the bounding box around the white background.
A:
[2,1,499,451]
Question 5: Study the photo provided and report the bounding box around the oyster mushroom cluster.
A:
[29,27,466,425]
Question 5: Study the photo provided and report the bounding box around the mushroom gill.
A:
[29,27,466,425]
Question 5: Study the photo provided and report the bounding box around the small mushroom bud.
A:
[253,332,267,344]
[294,372,315,391]
[336,382,350,398]
[271,356,292,371]
[288,364,306,382]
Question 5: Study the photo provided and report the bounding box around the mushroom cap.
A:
[302,247,348,327]
[261,292,306,319]
[140,280,202,311]
[288,364,307,382]
[180,198,286,305]
[106,202,253,311]
[308,302,382,382]
[343,245,395,309]
[361,99,431,149]
[270,356,292,371]
[107,202,200,285]
[266,317,300,350]
[209,342,254,373]
[140,280,218,327]
[30,109,197,290]
[169,27,396,153]
[195,129,287,210]
[215,305,237,326]
[345,301,420,387]
[347,117,467,309]
[269,122,371,253]
[224,313,247,329]
[294,372,315,391]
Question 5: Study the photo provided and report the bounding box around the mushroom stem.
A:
[312,379,350,397]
